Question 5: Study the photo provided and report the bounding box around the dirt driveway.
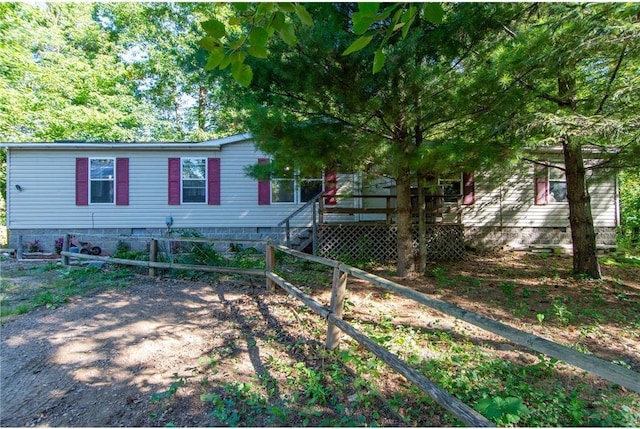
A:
[1,265,279,427]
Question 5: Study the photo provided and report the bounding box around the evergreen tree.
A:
[224,3,519,275]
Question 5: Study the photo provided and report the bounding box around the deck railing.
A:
[319,194,463,224]
[277,191,324,250]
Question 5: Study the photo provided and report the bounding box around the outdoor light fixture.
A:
[15,184,22,191]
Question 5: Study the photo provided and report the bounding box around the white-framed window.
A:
[438,174,462,204]
[548,167,567,203]
[90,158,115,204]
[182,157,207,203]
[270,169,324,204]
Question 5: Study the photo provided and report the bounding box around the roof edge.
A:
[0,133,253,150]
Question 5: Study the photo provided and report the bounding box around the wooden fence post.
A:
[149,238,157,277]
[326,265,348,350]
[265,244,275,292]
[61,234,70,266]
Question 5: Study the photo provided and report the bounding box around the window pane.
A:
[272,179,294,203]
[182,158,206,203]
[549,167,567,203]
[183,179,206,203]
[441,181,461,196]
[549,181,567,202]
[90,159,114,203]
[300,180,323,202]
[182,159,206,179]
[90,159,114,179]
[549,168,565,181]
[90,181,114,203]
[440,179,461,204]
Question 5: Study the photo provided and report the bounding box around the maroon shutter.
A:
[324,170,338,205]
[115,158,129,205]
[258,158,270,205]
[168,158,181,205]
[75,158,89,206]
[462,172,475,205]
[207,158,221,205]
[535,164,548,205]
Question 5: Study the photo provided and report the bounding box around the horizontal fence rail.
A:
[60,251,265,277]
[61,234,265,278]
[272,244,640,394]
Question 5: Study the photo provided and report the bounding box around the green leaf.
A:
[232,63,253,87]
[232,3,249,13]
[204,47,225,70]
[249,27,269,49]
[402,16,416,38]
[276,3,295,13]
[219,54,233,70]
[230,51,247,65]
[201,19,226,39]
[373,49,386,73]
[342,35,373,55]
[248,44,268,58]
[359,2,380,15]
[271,11,286,31]
[256,2,274,17]
[198,37,218,51]
[352,12,378,35]
[422,3,444,24]
[278,22,297,46]
[294,5,314,26]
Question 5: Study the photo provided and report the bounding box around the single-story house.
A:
[1,134,619,258]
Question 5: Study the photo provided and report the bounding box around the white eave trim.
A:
[0,133,253,151]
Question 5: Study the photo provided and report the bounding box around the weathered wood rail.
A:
[60,233,640,426]
[60,234,265,278]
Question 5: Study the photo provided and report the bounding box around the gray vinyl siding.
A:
[5,140,312,230]
[462,162,617,228]
[5,141,618,232]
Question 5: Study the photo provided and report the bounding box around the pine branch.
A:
[595,42,627,115]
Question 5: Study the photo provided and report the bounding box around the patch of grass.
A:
[1,265,136,321]
[431,267,454,288]
[600,254,640,269]
[0,304,30,318]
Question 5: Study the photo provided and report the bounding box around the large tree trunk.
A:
[396,172,415,277]
[557,72,601,279]
[417,172,427,275]
[563,138,602,278]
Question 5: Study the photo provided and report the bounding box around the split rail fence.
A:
[60,234,640,427]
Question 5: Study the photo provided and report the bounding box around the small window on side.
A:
[90,158,115,204]
[548,168,567,203]
[182,158,206,203]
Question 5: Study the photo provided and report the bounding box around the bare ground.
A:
[1,251,639,427]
